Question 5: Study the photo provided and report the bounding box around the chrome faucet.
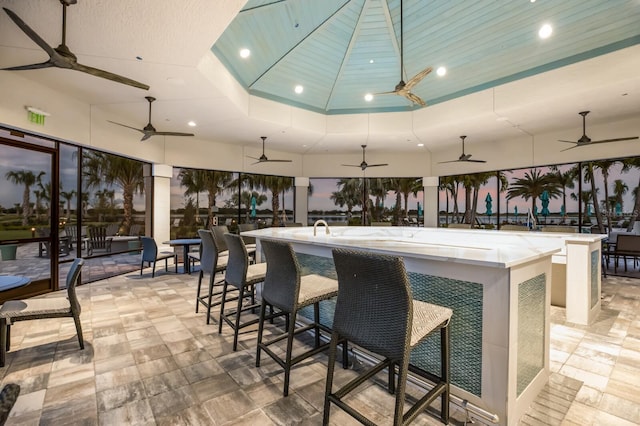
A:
[313,219,330,237]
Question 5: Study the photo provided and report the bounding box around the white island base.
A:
[244,226,564,424]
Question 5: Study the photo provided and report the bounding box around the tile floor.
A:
[0,267,639,425]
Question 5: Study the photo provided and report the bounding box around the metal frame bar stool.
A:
[195,229,229,324]
[324,248,453,425]
[256,240,348,396]
[218,233,266,351]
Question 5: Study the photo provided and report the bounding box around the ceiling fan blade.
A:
[589,136,639,144]
[402,92,426,106]
[73,63,149,90]
[341,164,362,168]
[365,163,388,167]
[263,159,292,163]
[150,131,195,137]
[558,139,578,144]
[1,61,55,71]
[373,90,397,96]
[560,145,579,152]
[107,120,145,134]
[403,66,433,91]
[466,159,487,163]
[3,8,58,59]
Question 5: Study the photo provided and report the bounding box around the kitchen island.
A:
[242,226,574,424]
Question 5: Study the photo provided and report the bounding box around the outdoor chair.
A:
[64,225,80,249]
[0,258,85,367]
[613,234,640,273]
[129,224,142,236]
[324,249,453,425]
[195,229,229,324]
[256,240,348,396]
[87,226,112,256]
[140,237,177,278]
[238,223,257,246]
[218,233,266,351]
[105,223,120,236]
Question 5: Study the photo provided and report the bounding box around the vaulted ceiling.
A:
[0,0,639,159]
[213,0,640,114]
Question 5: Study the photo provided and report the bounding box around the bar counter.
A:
[243,226,571,424]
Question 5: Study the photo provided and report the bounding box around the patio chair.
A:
[140,237,177,278]
[195,229,228,324]
[105,223,120,236]
[613,234,640,273]
[0,258,85,367]
[324,249,453,425]
[87,226,112,256]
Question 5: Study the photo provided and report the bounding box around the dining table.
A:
[162,238,201,274]
[0,275,32,292]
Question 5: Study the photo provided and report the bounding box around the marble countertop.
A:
[242,226,574,269]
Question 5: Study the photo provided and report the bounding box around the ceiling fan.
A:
[376,0,432,106]
[108,96,194,141]
[248,137,292,165]
[559,111,638,151]
[439,136,486,163]
[342,145,388,171]
[2,1,149,90]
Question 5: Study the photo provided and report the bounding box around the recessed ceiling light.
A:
[294,85,304,94]
[187,121,196,127]
[436,66,447,76]
[364,93,373,102]
[369,59,374,64]
[240,48,251,58]
[538,24,552,39]
[417,143,424,147]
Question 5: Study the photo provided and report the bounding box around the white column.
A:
[151,164,173,243]
[422,176,439,228]
[295,177,309,226]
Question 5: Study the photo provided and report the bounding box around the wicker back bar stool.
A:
[195,229,229,324]
[256,240,348,396]
[324,249,453,425]
[218,233,266,351]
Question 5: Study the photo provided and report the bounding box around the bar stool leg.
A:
[440,323,451,423]
[322,330,340,426]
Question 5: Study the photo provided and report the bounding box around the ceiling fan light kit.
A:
[558,111,638,151]
[108,96,195,141]
[2,2,149,90]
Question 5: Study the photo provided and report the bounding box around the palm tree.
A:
[620,157,640,231]
[571,188,598,224]
[592,160,618,233]
[203,170,234,226]
[83,151,144,235]
[467,172,495,226]
[368,178,389,222]
[397,178,422,220]
[612,179,628,216]
[250,175,294,226]
[5,169,37,226]
[549,165,578,223]
[240,190,267,221]
[331,178,362,222]
[178,169,208,224]
[60,189,76,220]
[582,162,605,233]
[439,176,462,224]
[506,169,558,219]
